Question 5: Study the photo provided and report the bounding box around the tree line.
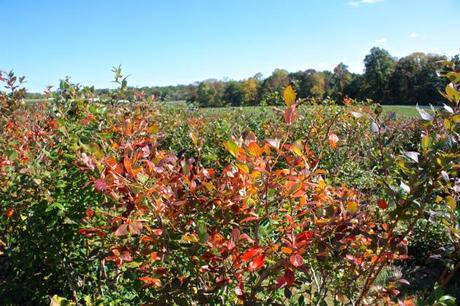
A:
[26,48,460,106]
[152,48,458,107]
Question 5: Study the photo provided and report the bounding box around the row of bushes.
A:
[0,65,459,305]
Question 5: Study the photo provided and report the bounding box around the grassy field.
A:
[197,104,424,117]
[26,98,423,117]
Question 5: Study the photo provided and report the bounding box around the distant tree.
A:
[241,78,259,106]
[94,49,451,107]
[343,73,364,100]
[258,69,290,105]
[196,80,225,107]
[223,81,244,106]
[451,54,460,71]
[294,69,317,99]
[389,52,446,104]
[363,47,396,102]
[332,63,352,100]
[309,71,328,100]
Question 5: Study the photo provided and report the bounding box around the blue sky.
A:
[1,0,459,92]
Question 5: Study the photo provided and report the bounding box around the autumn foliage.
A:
[0,65,459,305]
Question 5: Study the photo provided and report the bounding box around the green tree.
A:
[223,81,244,106]
[363,47,396,102]
[389,52,446,104]
[241,77,259,106]
[332,63,352,100]
[196,80,225,107]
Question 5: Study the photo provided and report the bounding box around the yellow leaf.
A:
[347,201,359,214]
[446,196,457,211]
[203,182,215,192]
[317,179,327,192]
[183,233,199,243]
[189,132,199,147]
[236,162,250,174]
[283,85,297,107]
[148,124,159,134]
[291,143,303,157]
[251,170,261,179]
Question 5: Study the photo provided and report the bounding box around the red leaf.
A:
[115,224,129,237]
[95,178,108,192]
[79,227,106,238]
[290,254,304,268]
[235,283,245,300]
[152,228,163,236]
[377,199,388,210]
[150,252,160,261]
[5,208,14,218]
[138,276,161,288]
[241,246,261,262]
[295,231,314,242]
[231,228,240,244]
[240,216,258,223]
[248,254,265,271]
[128,221,143,235]
[285,268,295,286]
[85,208,94,219]
[276,268,295,288]
[284,105,297,125]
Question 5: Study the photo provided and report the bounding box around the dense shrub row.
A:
[0,65,459,305]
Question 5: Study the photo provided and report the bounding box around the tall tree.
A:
[241,77,259,106]
[223,81,244,106]
[332,63,352,100]
[363,47,396,102]
[390,52,446,104]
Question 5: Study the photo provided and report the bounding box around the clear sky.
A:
[1,0,459,92]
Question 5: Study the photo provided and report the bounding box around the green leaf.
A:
[224,140,239,157]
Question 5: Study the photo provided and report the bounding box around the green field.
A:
[197,104,425,118]
[24,98,425,117]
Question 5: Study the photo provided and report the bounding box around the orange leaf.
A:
[240,216,258,223]
[123,156,133,175]
[138,276,161,288]
[281,246,293,254]
[150,252,160,261]
[5,208,14,218]
[328,133,339,149]
[247,142,264,157]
